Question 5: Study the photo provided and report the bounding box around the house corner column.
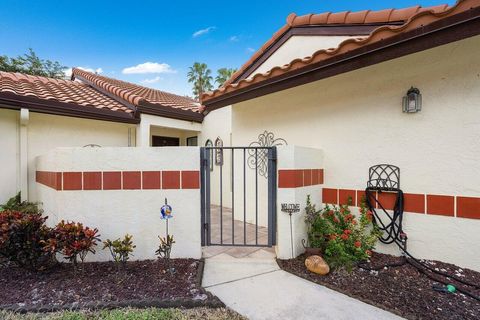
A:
[135,116,150,147]
[275,146,324,259]
[19,108,29,201]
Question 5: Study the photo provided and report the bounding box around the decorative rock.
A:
[305,255,330,275]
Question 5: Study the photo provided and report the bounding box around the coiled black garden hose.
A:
[364,188,480,301]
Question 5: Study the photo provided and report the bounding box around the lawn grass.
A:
[0,307,246,320]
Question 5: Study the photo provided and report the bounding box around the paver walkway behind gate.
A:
[202,249,404,320]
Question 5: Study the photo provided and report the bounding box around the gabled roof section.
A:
[202,0,480,110]
[224,4,450,86]
[72,68,203,122]
[0,71,137,123]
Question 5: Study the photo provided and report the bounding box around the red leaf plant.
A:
[44,220,100,267]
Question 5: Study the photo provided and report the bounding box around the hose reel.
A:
[364,164,480,301]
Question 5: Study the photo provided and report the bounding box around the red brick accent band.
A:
[278,169,324,188]
[322,188,480,220]
[36,170,200,191]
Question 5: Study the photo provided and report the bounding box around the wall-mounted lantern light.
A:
[402,87,422,113]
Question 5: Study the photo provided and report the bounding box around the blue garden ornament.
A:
[160,200,173,220]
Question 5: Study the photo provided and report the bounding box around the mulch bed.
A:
[0,259,223,313]
[277,252,480,320]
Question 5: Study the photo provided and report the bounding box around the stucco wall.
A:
[230,35,480,270]
[36,147,201,261]
[251,35,356,76]
[0,110,133,204]
[276,146,324,259]
[0,109,19,204]
[27,113,135,202]
[199,107,233,207]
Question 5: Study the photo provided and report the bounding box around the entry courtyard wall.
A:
[230,36,480,271]
[36,147,202,261]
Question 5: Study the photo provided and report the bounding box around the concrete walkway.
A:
[202,249,404,320]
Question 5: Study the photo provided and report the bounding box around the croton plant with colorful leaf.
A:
[44,220,100,267]
[305,195,381,270]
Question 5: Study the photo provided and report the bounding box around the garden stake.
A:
[159,198,175,275]
[281,203,300,259]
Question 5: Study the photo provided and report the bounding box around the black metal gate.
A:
[200,147,277,247]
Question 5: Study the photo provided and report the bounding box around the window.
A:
[152,136,180,147]
[187,136,198,146]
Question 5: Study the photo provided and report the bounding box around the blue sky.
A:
[0,0,455,96]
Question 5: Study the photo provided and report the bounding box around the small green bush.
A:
[0,192,42,215]
[305,195,380,270]
[103,234,136,268]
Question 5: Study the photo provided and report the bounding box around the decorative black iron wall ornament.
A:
[205,139,214,171]
[367,164,400,190]
[215,137,223,166]
[248,131,287,178]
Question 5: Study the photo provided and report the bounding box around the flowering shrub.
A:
[0,210,55,270]
[103,234,136,268]
[305,196,380,270]
[45,221,100,266]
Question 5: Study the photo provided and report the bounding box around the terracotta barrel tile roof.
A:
[223,3,450,87]
[202,0,477,104]
[0,68,203,123]
[0,71,132,114]
[286,4,450,26]
[72,68,201,113]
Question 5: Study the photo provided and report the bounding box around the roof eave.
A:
[230,23,404,84]
[203,6,480,111]
[138,100,204,123]
[0,92,139,124]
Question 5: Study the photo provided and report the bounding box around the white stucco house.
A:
[1,0,480,270]
[201,0,480,270]
[0,67,210,203]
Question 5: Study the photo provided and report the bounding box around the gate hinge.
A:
[203,223,208,230]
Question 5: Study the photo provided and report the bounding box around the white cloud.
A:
[246,47,255,53]
[122,62,176,74]
[193,26,215,38]
[229,35,239,42]
[64,66,103,77]
[141,76,162,84]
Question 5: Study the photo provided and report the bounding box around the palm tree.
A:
[215,68,237,87]
[187,62,213,100]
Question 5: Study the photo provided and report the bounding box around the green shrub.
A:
[305,196,380,270]
[0,192,42,215]
[155,235,175,259]
[103,234,136,268]
[0,210,55,270]
[44,221,100,267]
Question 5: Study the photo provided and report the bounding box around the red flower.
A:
[340,234,349,240]
[333,217,340,224]
[352,220,357,225]
[365,250,372,256]
[343,229,352,235]
[354,241,361,248]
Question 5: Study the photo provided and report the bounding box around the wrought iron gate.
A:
[200,147,277,247]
